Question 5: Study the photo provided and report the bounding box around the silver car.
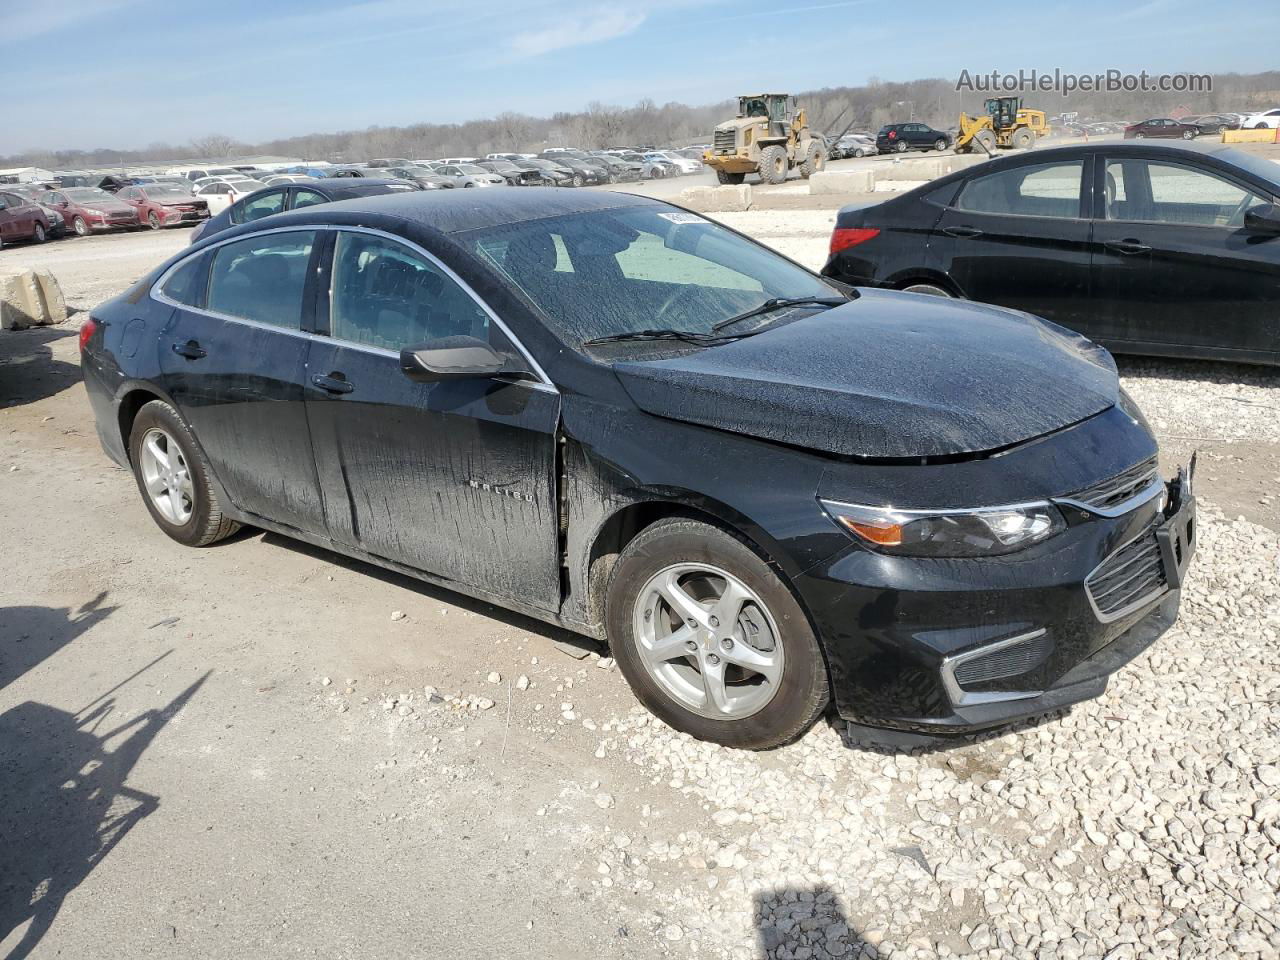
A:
[436,164,506,188]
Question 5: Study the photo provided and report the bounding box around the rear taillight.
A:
[79,316,100,351]
[829,227,881,255]
[888,130,897,139]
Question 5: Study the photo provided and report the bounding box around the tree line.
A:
[7,71,1278,170]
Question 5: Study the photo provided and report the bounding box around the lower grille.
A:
[1085,527,1168,621]
[713,129,737,154]
[952,631,1054,687]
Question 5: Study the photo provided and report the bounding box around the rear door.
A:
[930,156,1095,330]
[0,193,25,241]
[1089,154,1280,359]
[154,229,328,532]
[302,228,562,609]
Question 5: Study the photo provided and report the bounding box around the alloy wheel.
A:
[139,427,195,525]
[631,562,783,720]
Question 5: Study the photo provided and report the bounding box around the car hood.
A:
[610,290,1119,460]
[89,199,135,213]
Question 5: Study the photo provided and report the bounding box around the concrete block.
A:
[875,154,988,182]
[678,184,752,212]
[808,170,875,195]
[1223,128,1279,144]
[0,268,67,330]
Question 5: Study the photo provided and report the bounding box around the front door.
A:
[155,229,327,532]
[303,229,562,609]
[1090,155,1280,358]
[931,157,1094,330]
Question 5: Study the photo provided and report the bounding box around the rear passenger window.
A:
[207,231,315,329]
[956,160,1084,218]
[232,189,285,224]
[329,232,489,350]
[160,254,209,307]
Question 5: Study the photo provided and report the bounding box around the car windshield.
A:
[463,205,840,350]
[147,185,194,198]
[457,164,486,174]
[1216,148,1280,192]
[486,162,517,172]
[63,188,113,200]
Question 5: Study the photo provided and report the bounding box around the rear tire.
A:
[128,400,239,548]
[894,140,908,153]
[606,518,829,750]
[1012,127,1034,149]
[758,145,788,185]
[799,141,826,179]
[572,174,584,187]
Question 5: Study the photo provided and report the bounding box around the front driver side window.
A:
[329,232,491,351]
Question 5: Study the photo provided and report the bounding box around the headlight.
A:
[85,208,104,216]
[820,499,1064,557]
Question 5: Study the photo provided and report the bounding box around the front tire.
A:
[147,211,161,230]
[715,169,746,185]
[933,138,948,152]
[32,222,46,243]
[73,216,89,237]
[1182,129,1195,140]
[128,400,239,547]
[758,144,788,185]
[606,518,829,750]
[799,141,826,179]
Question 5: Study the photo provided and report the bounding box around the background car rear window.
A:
[232,189,286,224]
[329,232,490,350]
[956,160,1084,218]
[207,231,315,329]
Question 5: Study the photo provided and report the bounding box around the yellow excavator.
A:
[955,96,1048,153]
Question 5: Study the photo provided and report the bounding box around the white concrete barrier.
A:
[678,184,753,212]
[0,268,67,331]
[808,170,875,195]
[875,154,989,182]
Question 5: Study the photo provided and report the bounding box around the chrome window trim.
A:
[1083,525,1170,624]
[939,628,1048,707]
[1053,474,1165,519]
[148,223,556,394]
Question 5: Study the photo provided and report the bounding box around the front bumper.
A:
[797,469,1196,735]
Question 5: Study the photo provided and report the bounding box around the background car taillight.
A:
[829,227,880,255]
[888,130,897,139]
[79,316,100,351]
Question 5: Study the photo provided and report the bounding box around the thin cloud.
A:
[509,8,647,57]
[2,0,143,42]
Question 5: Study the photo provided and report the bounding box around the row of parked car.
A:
[0,144,717,250]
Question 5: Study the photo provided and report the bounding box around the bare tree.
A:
[188,134,239,159]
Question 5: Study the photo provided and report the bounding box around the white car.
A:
[1241,108,1280,129]
[191,177,267,214]
[652,150,702,174]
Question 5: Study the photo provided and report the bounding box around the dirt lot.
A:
[1,190,1278,960]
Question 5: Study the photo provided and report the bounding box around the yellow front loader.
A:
[955,96,1048,153]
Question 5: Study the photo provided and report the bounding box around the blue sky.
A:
[3,0,1277,152]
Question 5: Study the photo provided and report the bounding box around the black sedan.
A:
[823,141,1280,366]
[189,177,419,243]
[80,189,1194,749]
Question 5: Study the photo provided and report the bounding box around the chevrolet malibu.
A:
[79,190,1196,750]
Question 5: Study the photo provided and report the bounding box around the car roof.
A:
[228,186,656,236]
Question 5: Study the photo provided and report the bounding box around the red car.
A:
[43,187,140,236]
[117,183,210,230]
[0,189,53,248]
[1124,118,1199,140]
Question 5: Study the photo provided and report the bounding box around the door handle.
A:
[942,225,983,238]
[171,339,206,360]
[1103,239,1151,255]
[311,373,354,394]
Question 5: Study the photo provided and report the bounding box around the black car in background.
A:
[189,178,418,243]
[1184,114,1241,136]
[823,141,1280,366]
[540,156,608,186]
[80,188,1194,750]
[877,123,953,154]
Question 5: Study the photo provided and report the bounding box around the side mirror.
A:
[0,201,7,211]
[1244,202,1280,236]
[399,336,528,382]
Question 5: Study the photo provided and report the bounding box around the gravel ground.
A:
[2,212,1278,960]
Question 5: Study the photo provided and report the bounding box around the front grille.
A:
[1070,456,1159,511]
[714,129,737,154]
[1085,527,1168,621]
[952,631,1054,688]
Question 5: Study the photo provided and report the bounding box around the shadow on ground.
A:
[0,327,81,408]
[0,592,116,694]
[0,653,207,959]
[756,886,869,958]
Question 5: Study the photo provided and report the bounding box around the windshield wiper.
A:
[582,328,744,346]
[711,296,848,333]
